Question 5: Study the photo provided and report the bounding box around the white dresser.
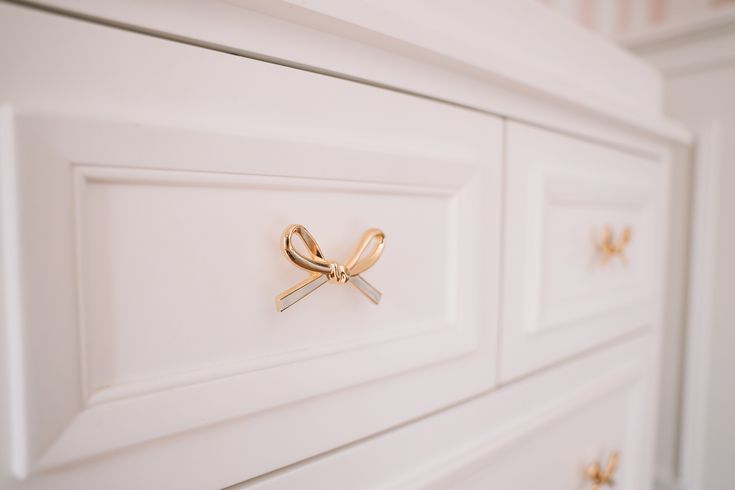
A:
[0,1,690,489]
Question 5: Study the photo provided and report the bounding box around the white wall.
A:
[625,11,735,490]
[665,65,735,490]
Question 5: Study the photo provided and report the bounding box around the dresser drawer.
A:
[454,365,646,490]
[500,121,665,381]
[0,4,502,484]
[233,335,652,490]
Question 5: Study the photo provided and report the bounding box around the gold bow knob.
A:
[596,226,632,264]
[585,451,619,490]
[275,224,385,312]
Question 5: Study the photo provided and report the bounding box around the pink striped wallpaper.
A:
[540,0,734,37]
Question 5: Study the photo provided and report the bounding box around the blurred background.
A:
[541,1,735,489]
[541,0,734,37]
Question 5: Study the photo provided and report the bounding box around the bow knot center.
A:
[327,262,350,283]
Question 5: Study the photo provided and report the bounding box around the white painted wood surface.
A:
[0,1,683,489]
[449,373,642,490]
[628,17,735,490]
[22,0,690,144]
[6,114,499,476]
[238,337,652,490]
[500,121,665,381]
[0,4,502,486]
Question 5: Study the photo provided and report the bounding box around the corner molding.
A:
[676,123,722,490]
[623,7,735,76]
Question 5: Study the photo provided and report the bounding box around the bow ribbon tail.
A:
[349,275,382,305]
[275,273,328,312]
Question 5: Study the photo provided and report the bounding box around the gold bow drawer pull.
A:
[585,451,619,490]
[595,225,632,264]
[275,224,385,312]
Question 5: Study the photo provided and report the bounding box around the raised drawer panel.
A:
[232,336,651,490]
[0,5,502,486]
[500,121,665,381]
[454,366,645,490]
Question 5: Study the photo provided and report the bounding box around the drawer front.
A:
[231,336,652,490]
[500,121,665,381]
[0,5,502,487]
[454,366,646,490]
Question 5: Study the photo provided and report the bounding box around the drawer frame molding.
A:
[378,362,643,490]
[3,108,501,478]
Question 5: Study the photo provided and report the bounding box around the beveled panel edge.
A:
[529,167,656,335]
[72,164,469,406]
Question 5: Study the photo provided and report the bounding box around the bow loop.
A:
[281,224,331,275]
[282,224,384,282]
[344,228,385,277]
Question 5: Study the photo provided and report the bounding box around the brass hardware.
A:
[275,224,385,312]
[596,226,632,264]
[585,451,619,490]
